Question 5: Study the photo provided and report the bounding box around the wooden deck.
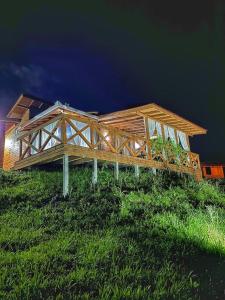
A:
[14,112,202,180]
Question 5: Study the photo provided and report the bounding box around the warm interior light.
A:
[5,138,12,148]
[103,130,110,141]
[135,142,140,149]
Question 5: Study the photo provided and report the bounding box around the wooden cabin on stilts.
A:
[0,95,207,195]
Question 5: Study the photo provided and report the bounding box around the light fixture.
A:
[5,138,12,148]
[103,130,110,141]
[135,142,140,149]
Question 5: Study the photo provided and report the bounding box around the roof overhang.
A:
[99,103,207,136]
[7,94,51,119]
[19,102,99,131]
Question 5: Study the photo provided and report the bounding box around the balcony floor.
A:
[14,144,202,180]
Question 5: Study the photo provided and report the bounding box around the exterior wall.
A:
[3,126,20,170]
[0,122,5,168]
[2,109,30,170]
[21,109,30,124]
[202,165,225,179]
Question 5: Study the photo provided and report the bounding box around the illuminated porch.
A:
[14,104,203,194]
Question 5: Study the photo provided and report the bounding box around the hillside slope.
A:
[0,167,225,299]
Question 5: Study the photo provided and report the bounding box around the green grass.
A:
[0,167,225,299]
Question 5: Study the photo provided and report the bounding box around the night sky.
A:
[0,1,224,162]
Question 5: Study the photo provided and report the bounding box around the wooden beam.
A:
[101,115,142,124]
[144,117,152,160]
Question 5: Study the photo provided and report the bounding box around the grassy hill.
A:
[0,167,225,299]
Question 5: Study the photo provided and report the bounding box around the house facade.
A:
[0,95,50,170]
[1,94,207,194]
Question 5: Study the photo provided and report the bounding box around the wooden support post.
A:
[62,117,67,144]
[161,123,166,141]
[161,123,167,160]
[38,129,42,152]
[19,140,22,160]
[186,134,191,151]
[63,154,69,197]
[90,123,95,147]
[135,165,140,178]
[144,117,152,160]
[92,158,98,185]
[28,134,32,156]
[114,161,119,180]
[174,129,179,145]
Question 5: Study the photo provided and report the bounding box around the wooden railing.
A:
[17,113,201,173]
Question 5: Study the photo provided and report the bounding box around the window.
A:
[205,167,211,175]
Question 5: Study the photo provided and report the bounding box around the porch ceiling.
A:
[99,103,207,136]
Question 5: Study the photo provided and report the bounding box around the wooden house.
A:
[201,163,225,179]
[1,94,207,195]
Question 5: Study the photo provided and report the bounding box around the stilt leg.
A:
[63,154,69,197]
[115,162,119,180]
[92,158,98,185]
[135,165,140,178]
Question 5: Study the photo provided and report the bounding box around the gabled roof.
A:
[7,94,51,119]
[19,102,98,131]
[99,103,207,136]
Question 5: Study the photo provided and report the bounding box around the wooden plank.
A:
[14,141,198,178]
[62,117,67,144]
[14,144,65,169]
[101,115,142,124]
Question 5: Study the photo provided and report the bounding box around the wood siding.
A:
[3,127,20,171]
[0,123,5,168]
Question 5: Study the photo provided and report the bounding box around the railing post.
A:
[19,139,22,160]
[144,117,152,160]
[90,123,95,148]
[62,116,67,144]
[38,129,42,152]
[63,154,69,197]
[28,134,32,157]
